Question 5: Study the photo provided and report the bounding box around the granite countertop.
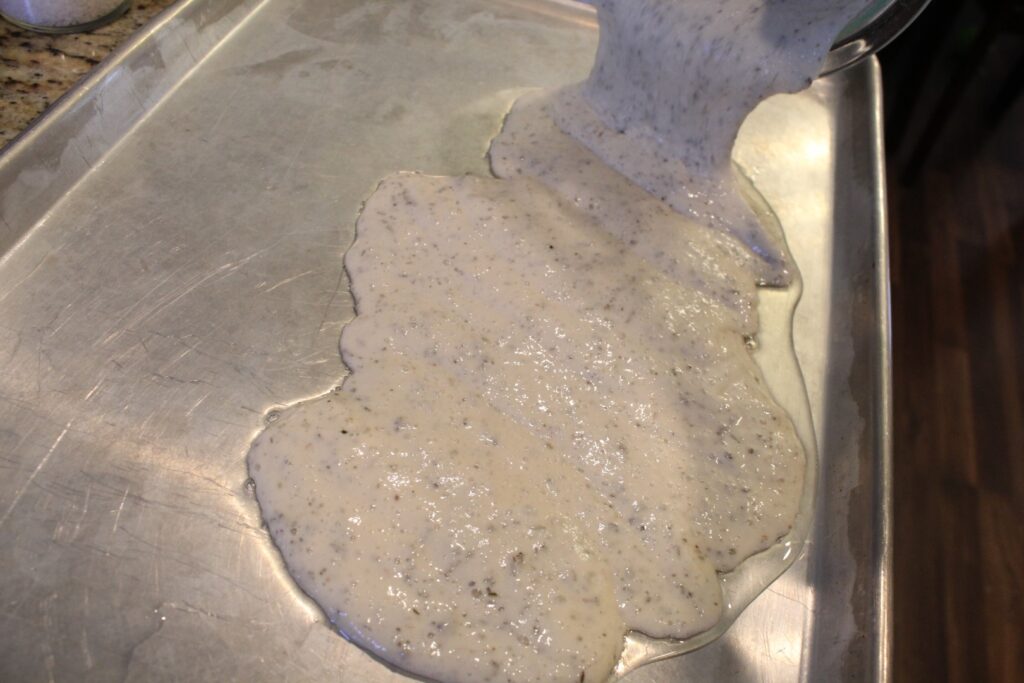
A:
[0,0,177,150]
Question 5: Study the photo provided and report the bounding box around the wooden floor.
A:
[889,95,1024,681]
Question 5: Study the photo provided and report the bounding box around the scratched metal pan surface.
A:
[0,0,892,681]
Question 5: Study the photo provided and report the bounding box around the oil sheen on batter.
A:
[249,1,864,681]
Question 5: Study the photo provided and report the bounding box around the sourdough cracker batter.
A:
[249,1,866,681]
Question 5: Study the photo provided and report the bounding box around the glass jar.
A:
[0,0,130,34]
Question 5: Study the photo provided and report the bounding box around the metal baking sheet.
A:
[0,1,891,681]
